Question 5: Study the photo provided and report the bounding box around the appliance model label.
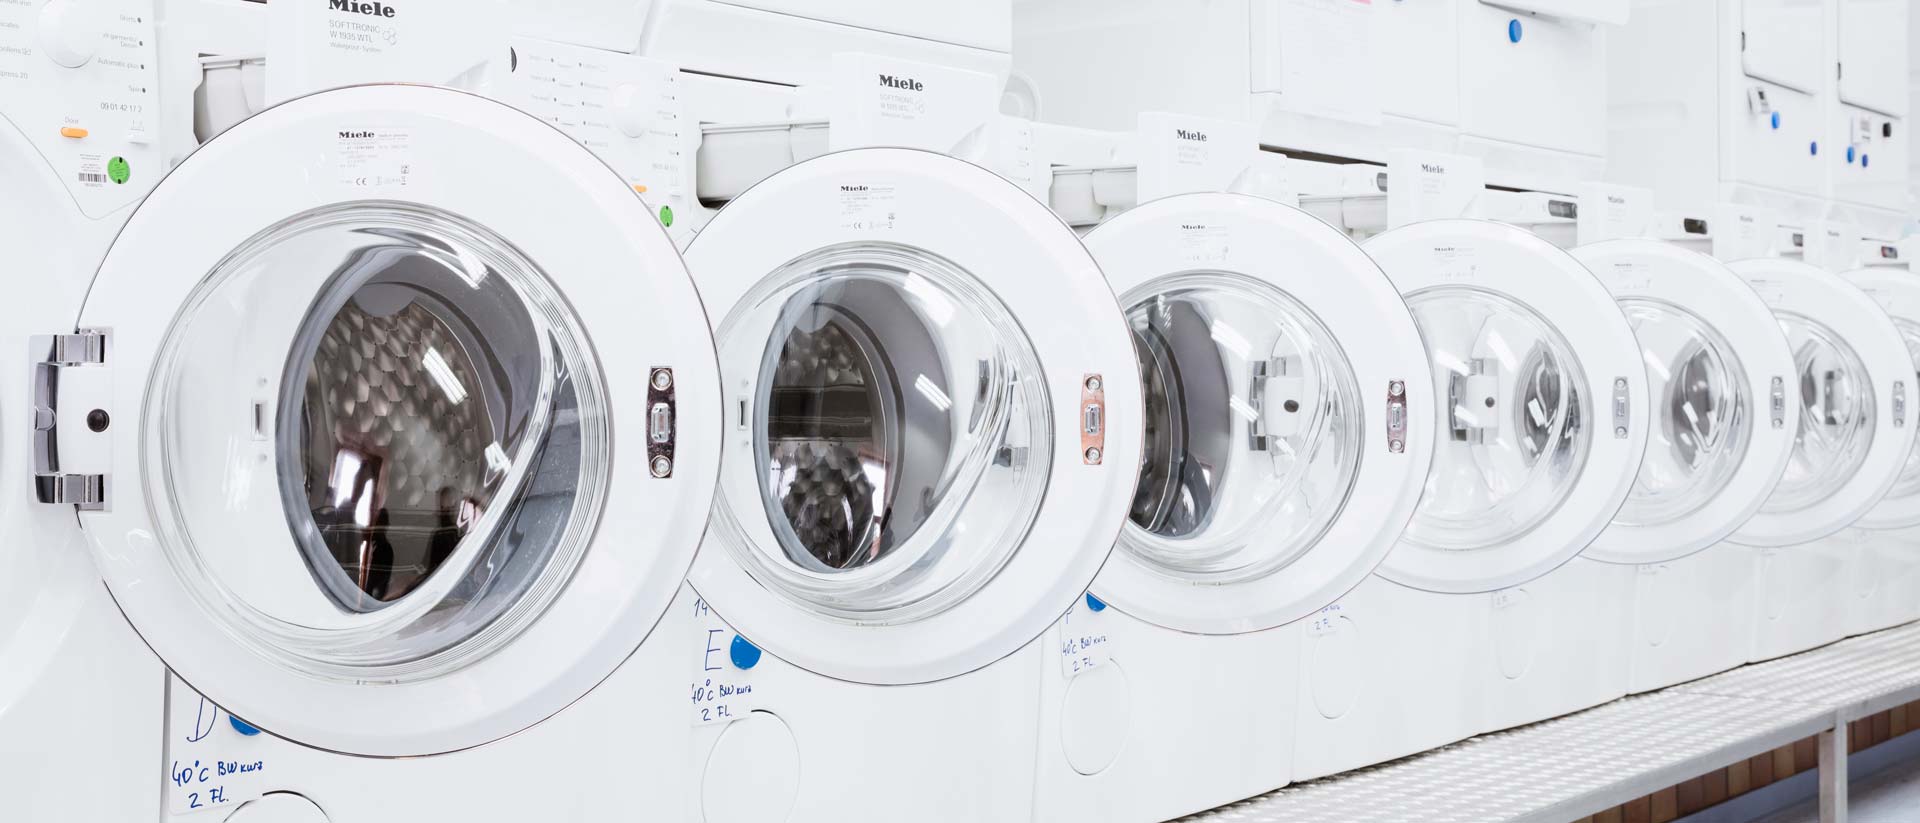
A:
[333,126,413,190]
[1386,150,1482,227]
[1712,205,1776,261]
[836,183,899,231]
[165,677,272,815]
[1136,112,1259,202]
[1177,222,1233,265]
[828,53,1001,161]
[1602,260,1654,294]
[1574,183,1653,245]
[690,597,761,727]
[1058,597,1113,679]
[267,0,508,103]
[1429,243,1480,282]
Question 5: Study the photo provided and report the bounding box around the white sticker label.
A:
[1604,259,1654,293]
[1744,277,1788,308]
[690,597,760,727]
[1431,243,1480,282]
[1575,182,1653,245]
[1058,598,1112,679]
[1387,150,1482,227]
[1135,112,1259,202]
[1178,222,1233,265]
[165,678,272,816]
[334,127,413,190]
[837,183,899,231]
[828,53,1000,160]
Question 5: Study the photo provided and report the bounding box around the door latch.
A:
[32,330,110,508]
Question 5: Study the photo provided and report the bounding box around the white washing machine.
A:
[1569,240,1799,699]
[1839,267,1920,637]
[1291,219,1650,780]
[1029,192,1435,821]
[0,1,179,818]
[1727,258,1917,663]
[33,84,723,822]
[679,147,1143,823]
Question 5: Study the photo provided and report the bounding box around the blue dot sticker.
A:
[729,634,762,670]
[1862,154,1870,168]
[1847,146,1857,163]
[1770,112,1781,130]
[1810,141,1819,156]
[229,716,261,736]
[1507,19,1523,43]
[1085,593,1108,612]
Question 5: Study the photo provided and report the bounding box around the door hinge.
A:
[33,330,109,509]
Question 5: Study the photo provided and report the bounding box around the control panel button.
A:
[59,126,88,139]
[38,0,106,68]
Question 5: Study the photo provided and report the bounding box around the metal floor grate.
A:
[1185,622,1920,823]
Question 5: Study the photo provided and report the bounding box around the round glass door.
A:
[1855,313,1920,527]
[1119,272,1362,583]
[1402,286,1591,553]
[151,203,606,682]
[1762,312,1877,517]
[712,242,1053,625]
[65,85,720,755]
[1612,300,1753,529]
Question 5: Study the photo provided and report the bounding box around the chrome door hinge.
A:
[33,330,110,509]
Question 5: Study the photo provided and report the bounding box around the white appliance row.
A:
[2,1,1917,822]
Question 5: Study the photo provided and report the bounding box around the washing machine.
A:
[1027,192,1434,822]
[1566,240,1800,700]
[678,147,1142,823]
[32,84,723,822]
[0,1,183,818]
[1839,266,1920,636]
[1291,218,1650,780]
[1725,257,1917,663]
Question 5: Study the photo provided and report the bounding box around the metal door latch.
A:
[32,331,110,508]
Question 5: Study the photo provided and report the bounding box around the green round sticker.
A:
[658,205,674,228]
[106,156,130,185]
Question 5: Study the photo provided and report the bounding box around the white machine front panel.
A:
[1727,78,1825,197]
[500,38,690,227]
[1741,0,1826,94]
[1458,0,1608,157]
[713,0,1009,52]
[0,0,161,218]
[1252,0,1457,129]
[1476,0,1628,26]
[1837,0,1909,116]
[1832,103,1910,211]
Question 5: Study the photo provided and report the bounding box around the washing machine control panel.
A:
[0,0,161,218]
[502,37,690,230]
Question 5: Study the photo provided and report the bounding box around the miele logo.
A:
[1606,195,1626,205]
[878,75,923,91]
[1739,215,1756,223]
[338,130,376,139]
[1180,224,1209,230]
[1175,129,1208,142]
[841,185,869,192]
[329,0,397,16]
[1420,163,1446,175]
[1433,245,1456,253]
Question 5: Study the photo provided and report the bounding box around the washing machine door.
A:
[1848,268,1920,529]
[1078,193,1435,634]
[1361,219,1650,593]
[1575,240,1800,564]
[1728,260,1916,545]
[47,85,721,757]
[684,148,1142,685]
